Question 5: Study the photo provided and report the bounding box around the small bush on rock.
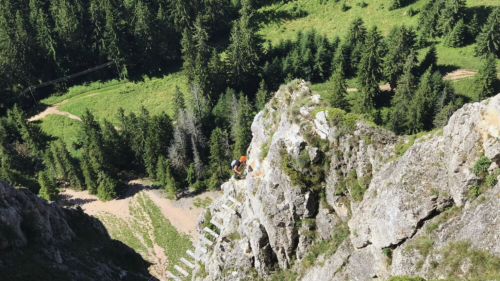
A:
[473,156,491,176]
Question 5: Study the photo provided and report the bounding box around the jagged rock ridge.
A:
[190,80,500,280]
[0,181,151,281]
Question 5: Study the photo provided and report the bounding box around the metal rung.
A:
[204,227,219,238]
[228,196,242,207]
[199,246,208,254]
[186,250,196,259]
[210,219,224,229]
[222,204,236,214]
[174,265,189,277]
[200,235,213,246]
[166,271,181,281]
[180,257,195,269]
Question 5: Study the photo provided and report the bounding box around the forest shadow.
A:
[254,8,308,26]
[467,6,493,27]
[437,64,461,75]
[59,193,97,207]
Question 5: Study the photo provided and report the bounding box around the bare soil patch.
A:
[28,100,81,122]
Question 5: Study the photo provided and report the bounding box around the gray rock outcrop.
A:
[191,80,500,281]
[0,181,151,280]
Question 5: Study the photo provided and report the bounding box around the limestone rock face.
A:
[192,82,500,281]
[0,181,150,280]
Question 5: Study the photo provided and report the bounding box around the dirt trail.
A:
[60,180,220,239]
[28,100,81,122]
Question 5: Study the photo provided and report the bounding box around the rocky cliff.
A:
[0,180,151,281]
[189,80,500,281]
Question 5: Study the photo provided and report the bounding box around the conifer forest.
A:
[0,0,499,201]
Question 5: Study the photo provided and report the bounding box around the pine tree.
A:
[97,176,118,201]
[181,28,196,82]
[156,155,167,186]
[144,113,173,178]
[81,149,98,194]
[390,51,418,134]
[212,88,234,129]
[168,126,188,172]
[172,86,186,120]
[38,171,58,201]
[332,43,352,77]
[356,26,382,114]
[346,17,367,48]
[313,34,333,80]
[419,45,438,75]
[9,105,43,157]
[227,0,260,90]
[468,14,480,39]
[131,106,150,169]
[437,0,466,36]
[475,55,498,101]
[406,68,434,134]
[475,8,500,58]
[169,0,192,32]
[102,119,128,170]
[163,159,179,199]
[383,25,417,90]
[255,80,269,110]
[232,94,253,159]
[329,69,349,110]
[209,127,230,178]
[444,19,467,48]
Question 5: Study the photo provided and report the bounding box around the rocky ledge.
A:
[189,80,500,281]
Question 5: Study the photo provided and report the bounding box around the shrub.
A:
[473,156,491,176]
[326,108,346,123]
[467,184,481,198]
[486,174,498,187]
[406,236,433,258]
[438,241,500,279]
[343,113,358,127]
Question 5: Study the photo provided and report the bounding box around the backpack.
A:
[231,160,237,168]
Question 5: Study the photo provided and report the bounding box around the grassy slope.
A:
[41,72,189,125]
[258,0,500,70]
[97,192,193,273]
[38,114,81,157]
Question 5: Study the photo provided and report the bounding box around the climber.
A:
[231,155,247,180]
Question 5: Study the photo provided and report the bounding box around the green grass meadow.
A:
[257,0,500,70]
[41,72,189,124]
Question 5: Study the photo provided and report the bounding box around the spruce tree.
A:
[209,127,230,178]
[163,159,179,199]
[332,43,352,77]
[475,8,500,58]
[383,25,417,90]
[313,34,333,80]
[144,113,173,178]
[232,94,253,159]
[419,45,438,75]
[97,176,118,201]
[172,86,186,120]
[226,0,260,90]
[356,26,383,114]
[255,80,270,110]
[444,19,467,48]
[81,149,98,194]
[38,171,58,201]
[346,17,367,48]
[329,69,349,110]
[475,55,498,101]
[390,51,418,134]
[406,68,434,134]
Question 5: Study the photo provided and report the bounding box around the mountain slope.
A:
[188,80,500,280]
[0,181,151,281]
